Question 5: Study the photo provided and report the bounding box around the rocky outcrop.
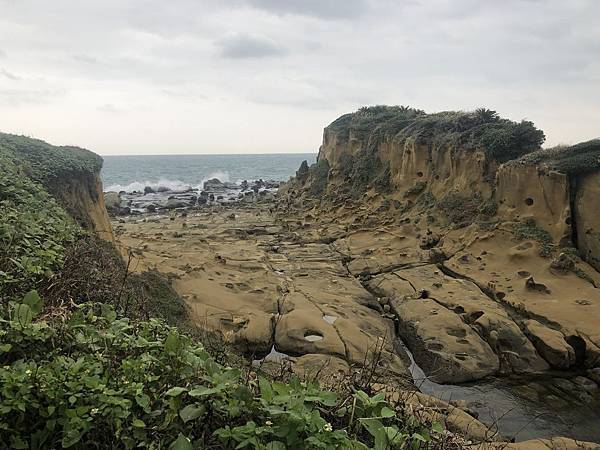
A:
[51,172,114,242]
[0,132,114,243]
[575,172,600,271]
[279,107,600,383]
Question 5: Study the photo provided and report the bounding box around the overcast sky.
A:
[0,0,598,155]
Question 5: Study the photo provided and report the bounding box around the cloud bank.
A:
[0,0,598,154]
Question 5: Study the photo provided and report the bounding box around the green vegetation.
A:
[512,218,555,257]
[1,134,453,449]
[0,133,102,186]
[0,294,447,449]
[312,106,545,199]
[308,159,330,196]
[0,153,80,300]
[436,193,497,229]
[511,139,600,175]
[327,106,545,163]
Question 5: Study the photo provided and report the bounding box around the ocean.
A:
[101,153,316,193]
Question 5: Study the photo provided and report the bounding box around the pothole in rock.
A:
[322,315,337,324]
[304,332,324,342]
[252,345,290,366]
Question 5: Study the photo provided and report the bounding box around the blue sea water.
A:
[101,153,316,193]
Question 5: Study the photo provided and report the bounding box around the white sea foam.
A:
[105,172,232,193]
[105,178,192,193]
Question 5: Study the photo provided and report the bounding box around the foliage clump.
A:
[512,218,555,257]
[0,294,449,450]
[0,133,103,186]
[508,139,600,176]
[327,106,545,163]
[0,154,79,300]
[436,193,497,229]
[308,158,330,196]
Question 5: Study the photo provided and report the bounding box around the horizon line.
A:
[99,151,317,157]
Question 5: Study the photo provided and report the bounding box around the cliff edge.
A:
[280,106,600,384]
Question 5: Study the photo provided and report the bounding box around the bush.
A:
[326,106,545,164]
[0,294,446,450]
[308,159,330,196]
[0,154,79,301]
[512,218,555,257]
[509,139,600,175]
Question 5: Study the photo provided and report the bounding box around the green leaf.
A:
[10,436,28,449]
[13,303,33,326]
[132,419,145,428]
[266,442,286,450]
[22,290,43,316]
[169,434,193,450]
[431,421,444,433]
[380,406,395,418]
[164,332,181,353]
[101,304,117,322]
[189,386,219,397]
[61,429,82,448]
[0,343,12,353]
[165,387,187,397]
[179,405,205,423]
[135,394,150,409]
[259,377,273,402]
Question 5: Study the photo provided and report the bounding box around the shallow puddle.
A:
[403,343,600,442]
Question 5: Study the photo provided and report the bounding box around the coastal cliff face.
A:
[0,133,114,243]
[281,107,600,385]
[48,171,115,242]
[0,133,114,299]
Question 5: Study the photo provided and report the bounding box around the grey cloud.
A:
[217,34,286,59]
[0,68,20,80]
[0,49,5,58]
[72,54,100,64]
[242,0,368,19]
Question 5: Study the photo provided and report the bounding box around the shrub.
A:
[512,218,555,257]
[509,139,600,175]
[0,155,79,301]
[326,106,545,164]
[0,293,446,450]
[308,159,330,196]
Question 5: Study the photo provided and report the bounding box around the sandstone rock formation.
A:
[279,106,600,382]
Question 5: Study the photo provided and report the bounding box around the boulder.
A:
[203,178,224,190]
[143,186,155,194]
[523,320,575,368]
[393,297,499,383]
[165,198,190,209]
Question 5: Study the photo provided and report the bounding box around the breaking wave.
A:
[105,172,231,193]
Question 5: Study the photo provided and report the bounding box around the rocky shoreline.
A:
[104,178,281,215]
[111,195,600,443]
[109,107,600,445]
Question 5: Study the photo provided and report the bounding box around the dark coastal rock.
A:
[144,186,155,194]
[165,198,190,209]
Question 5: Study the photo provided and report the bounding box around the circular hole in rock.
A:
[417,171,424,177]
[525,197,534,206]
[565,217,572,225]
[304,332,324,342]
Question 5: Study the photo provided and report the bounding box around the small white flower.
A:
[323,423,333,432]
[91,408,99,415]
[265,420,273,427]
[25,369,32,375]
